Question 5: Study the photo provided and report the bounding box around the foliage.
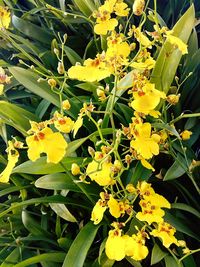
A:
[0,0,200,266]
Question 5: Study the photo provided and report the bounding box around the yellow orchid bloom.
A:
[151,222,179,248]
[180,130,192,140]
[131,82,166,116]
[53,111,74,133]
[107,195,121,218]
[86,152,114,186]
[91,200,107,225]
[0,6,11,29]
[105,229,126,261]
[130,122,161,160]
[26,125,67,164]
[0,141,19,183]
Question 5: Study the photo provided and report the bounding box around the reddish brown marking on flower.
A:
[138,91,145,97]
[33,135,39,141]
[58,118,66,125]
[38,132,45,140]
[151,205,156,210]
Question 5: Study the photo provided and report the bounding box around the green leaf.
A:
[22,210,52,238]
[50,203,77,222]
[151,243,168,265]
[62,222,101,267]
[13,157,87,175]
[0,248,21,267]
[0,101,38,135]
[127,161,152,185]
[64,46,83,65]
[34,173,98,197]
[72,0,96,16]
[163,153,190,181]
[14,253,66,267]
[151,4,195,94]
[152,123,180,138]
[171,203,200,219]
[164,255,183,267]
[8,67,60,107]
[0,195,91,218]
[12,15,53,44]
[125,257,142,267]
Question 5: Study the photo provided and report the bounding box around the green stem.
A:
[178,248,200,263]
[170,113,200,124]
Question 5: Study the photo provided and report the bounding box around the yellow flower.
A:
[180,130,192,140]
[93,2,118,35]
[91,200,107,225]
[151,222,179,248]
[68,57,111,82]
[94,18,118,35]
[26,126,67,164]
[131,83,166,116]
[53,111,74,133]
[71,163,80,176]
[0,67,11,84]
[133,0,145,16]
[114,2,130,16]
[134,27,152,48]
[0,84,3,95]
[136,193,170,225]
[0,141,19,183]
[140,158,155,171]
[86,152,114,186]
[130,122,160,160]
[105,229,126,261]
[124,230,149,261]
[137,181,155,197]
[166,35,188,55]
[0,6,11,29]
[131,57,155,70]
[62,99,71,110]
[166,94,180,105]
[107,195,121,218]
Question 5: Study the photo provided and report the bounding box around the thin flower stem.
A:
[170,113,200,124]
[178,248,200,263]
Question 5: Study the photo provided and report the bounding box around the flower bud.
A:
[48,78,57,88]
[133,0,145,16]
[71,163,80,176]
[180,130,192,140]
[62,99,71,110]
[126,184,136,193]
[57,62,65,74]
[166,94,180,105]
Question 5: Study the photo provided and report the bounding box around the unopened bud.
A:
[57,62,65,74]
[71,163,80,176]
[63,34,68,43]
[88,146,95,157]
[54,48,59,56]
[167,94,180,105]
[126,184,136,193]
[48,78,57,87]
[133,0,145,16]
[62,99,71,110]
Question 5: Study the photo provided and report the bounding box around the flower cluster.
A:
[0,0,195,264]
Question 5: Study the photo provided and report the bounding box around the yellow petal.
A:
[94,18,118,35]
[73,115,83,138]
[105,230,126,261]
[41,128,67,164]
[107,195,121,218]
[26,135,43,162]
[91,201,107,224]
[141,158,155,171]
[167,35,188,55]
[0,141,19,183]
